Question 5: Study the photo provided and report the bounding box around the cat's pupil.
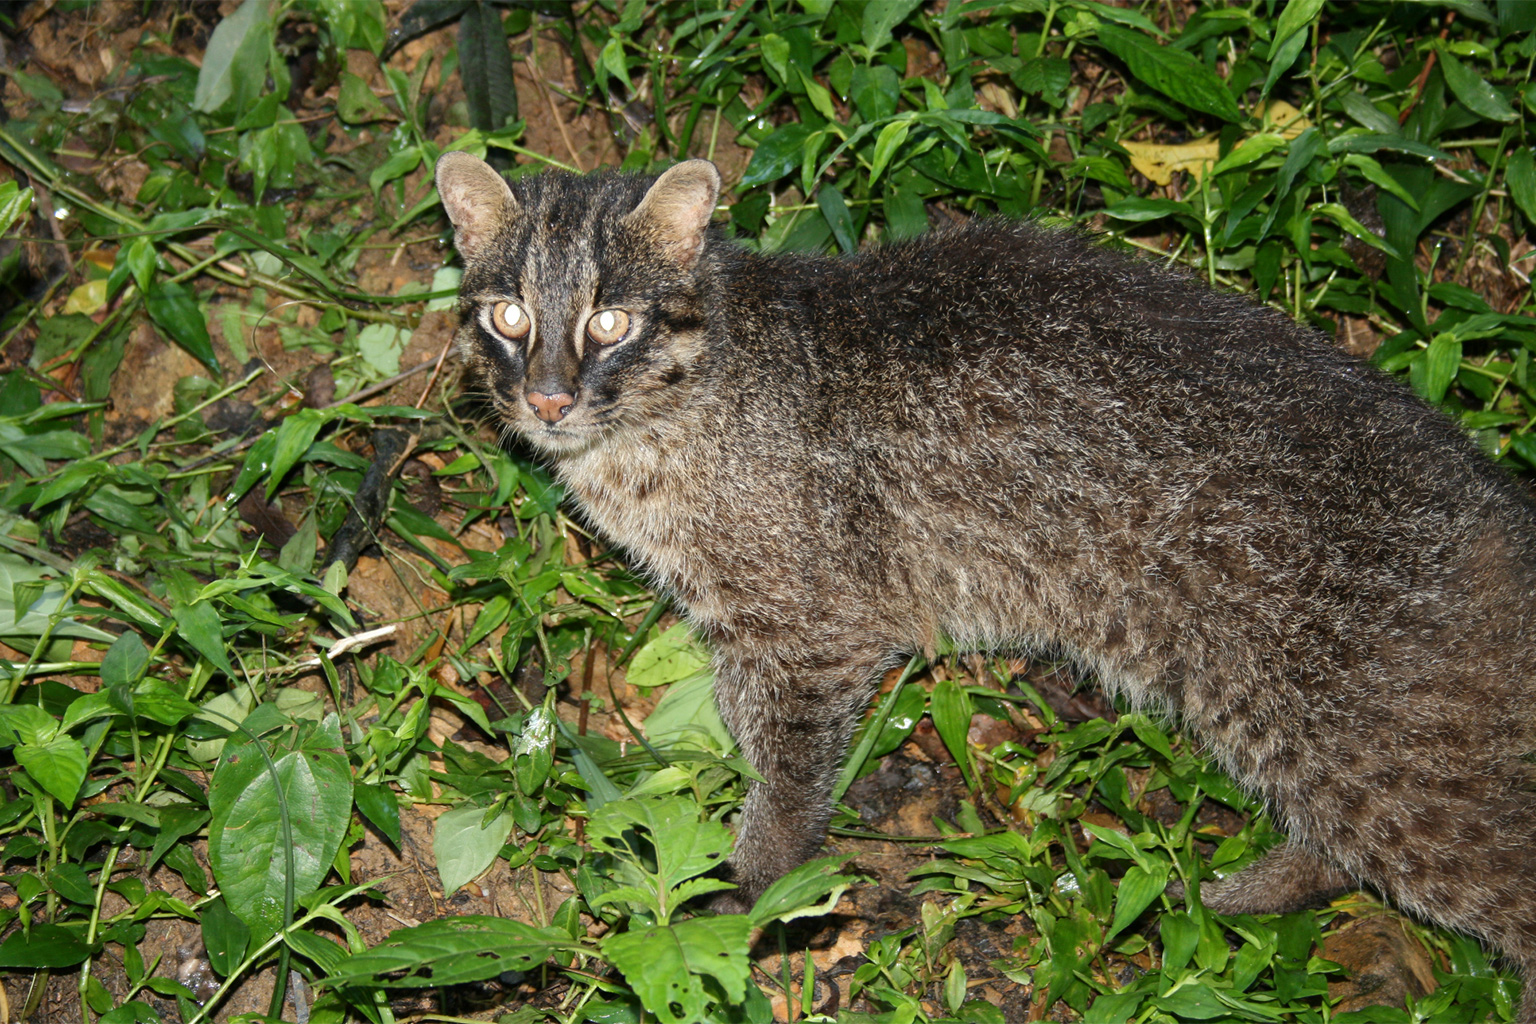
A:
[598,310,615,332]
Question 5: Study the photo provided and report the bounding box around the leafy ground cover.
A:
[0,0,1533,1021]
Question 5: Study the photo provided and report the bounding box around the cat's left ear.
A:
[436,152,518,261]
[624,159,721,269]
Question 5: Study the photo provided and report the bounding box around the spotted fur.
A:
[438,153,1536,1018]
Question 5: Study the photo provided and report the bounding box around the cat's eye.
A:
[489,301,530,340]
[586,309,631,346]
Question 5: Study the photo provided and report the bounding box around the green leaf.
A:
[172,599,235,678]
[1437,47,1517,122]
[227,430,279,506]
[587,795,734,904]
[208,716,354,933]
[1506,147,1536,222]
[459,1,518,131]
[601,916,754,1024]
[0,924,92,968]
[870,119,913,185]
[192,0,270,114]
[741,123,817,187]
[748,855,855,927]
[0,181,35,237]
[1095,23,1243,122]
[337,71,392,124]
[17,734,88,806]
[817,184,857,253]
[266,408,328,501]
[433,803,515,895]
[201,896,250,977]
[1261,0,1325,98]
[929,676,974,788]
[0,556,114,644]
[600,35,633,95]
[145,280,219,377]
[319,916,570,987]
[1419,334,1463,403]
[355,782,401,847]
[100,631,149,688]
[862,0,922,53]
[1105,861,1170,942]
[627,623,711,688]
[48,863,95,904]
[1103,197,1192,222]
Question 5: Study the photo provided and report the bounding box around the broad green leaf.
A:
[741,123,817,187]
[627,622,711,688]
[172,599,235,678]
[192,0,269,114]
[1261,0,1325,98]
[17,734,88,806]
[1155,982,1229,1019]
[759,32,789,84]
[929,676,974,788]
[862,0,921,52]
[266,408,327,500]
[355,782,401,847]
[644,668,734,751]
[433,803,515,895]
[337,71,391,124]
[318,916,571,987]
[458,1,518,131]
[748,855,855,927]
[0,180,33,236]
[1095,23,1243,123]
[1105,862,1171,941]
[1507,147,1536,223]
[817,183,856,253]
[208,715,353,933]
[145,280,219,377]
[587,795,733,898]
[870,119,912,184]
[201,896,250,977]
[601,916,753,1024]
[1418,334,1463,404]
[227,430,279,506]
[1103,197,1191,222]
[600,35,633,94]
[47,863,95,905]
[0,924,92,968]
[1437,47,1516,122]
[0,556,115,643]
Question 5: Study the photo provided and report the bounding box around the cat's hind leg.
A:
[1200,839,1356,915]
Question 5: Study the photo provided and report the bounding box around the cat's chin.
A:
[515,422,605,457]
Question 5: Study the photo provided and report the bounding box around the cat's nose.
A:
[527,391,575,423]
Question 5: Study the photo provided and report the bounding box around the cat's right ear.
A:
[435,152,518,261]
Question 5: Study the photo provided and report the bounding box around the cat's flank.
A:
[437,152,1536,1020]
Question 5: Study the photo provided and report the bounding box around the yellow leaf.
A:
[62,278,108,316]
[1258,99,1311,138]
[1122,138,1220,185]
[1123,102,1313,186]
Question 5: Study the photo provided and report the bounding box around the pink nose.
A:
[527,391,575,423]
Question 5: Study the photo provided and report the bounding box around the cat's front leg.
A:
[709,641,885,911]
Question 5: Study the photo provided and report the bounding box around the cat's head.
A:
[436,153,721,455]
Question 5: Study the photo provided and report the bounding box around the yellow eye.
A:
[586,309,631,345]
[491,301,530,339]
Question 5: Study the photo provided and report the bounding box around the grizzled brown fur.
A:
[436,152,1536,1018]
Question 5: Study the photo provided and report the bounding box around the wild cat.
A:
[436,151,1536,1020]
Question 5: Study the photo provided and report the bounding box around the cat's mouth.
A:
[513,412,605,456]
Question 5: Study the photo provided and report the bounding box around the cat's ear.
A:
[624,159,721,269]
[435,152,518,261]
